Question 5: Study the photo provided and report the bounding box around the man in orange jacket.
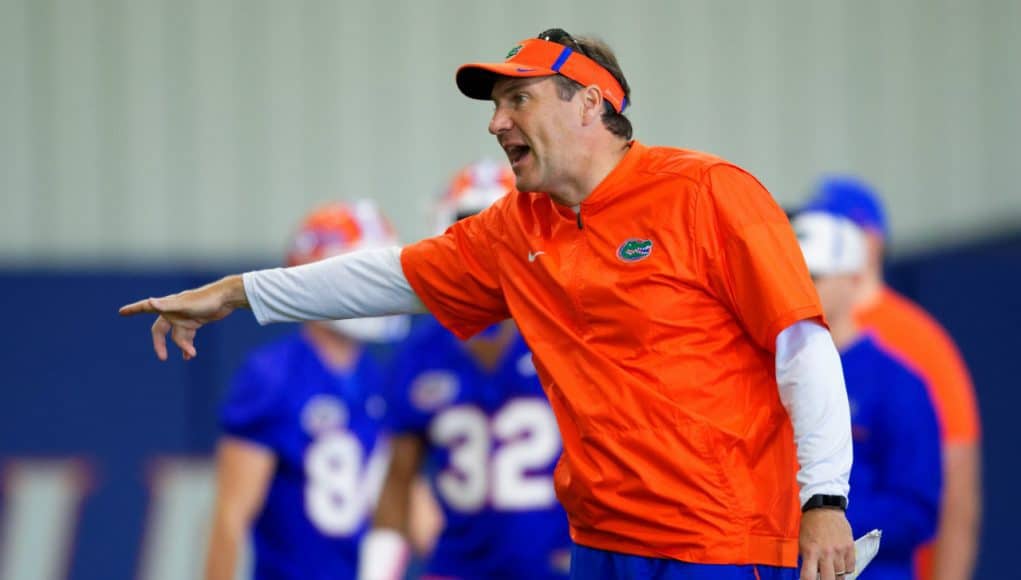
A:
[122,29,856,580]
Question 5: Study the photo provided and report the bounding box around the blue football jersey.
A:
[220,332,389,580]
[387,318,571,579]
[841,336,942,580]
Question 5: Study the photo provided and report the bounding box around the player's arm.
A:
[927,342,982,580]
[205,437,276,580]
[358,433,427,580]
[407,475,444,555]
[932,442,981,580]
[845,372,942,555]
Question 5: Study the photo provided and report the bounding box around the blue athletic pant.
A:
[570,544,798,580]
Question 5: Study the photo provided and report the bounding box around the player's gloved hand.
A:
[119,274,248,361]
[799,508,855,580]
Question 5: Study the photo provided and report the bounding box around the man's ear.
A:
[579,85,604,126]
[865,232,884,272]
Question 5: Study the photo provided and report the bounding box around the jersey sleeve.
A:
[219,354,286,449]
[400,201,511,340]
[695,164,824,351]
[382,329,442,435]
[383,377,432,436]
[846,363,942,556]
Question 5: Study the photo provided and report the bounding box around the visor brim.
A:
[456,62,555,101]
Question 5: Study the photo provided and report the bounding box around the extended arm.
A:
[244,246,425,324]
[120,247,425,360]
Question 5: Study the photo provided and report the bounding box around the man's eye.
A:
[513,93,528,105]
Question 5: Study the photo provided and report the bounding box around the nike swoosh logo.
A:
[528,251,546,262]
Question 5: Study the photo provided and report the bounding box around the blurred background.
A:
[1,0,1018,578]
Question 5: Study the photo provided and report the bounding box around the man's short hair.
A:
[539,29,633,140]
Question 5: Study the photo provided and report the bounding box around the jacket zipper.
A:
[568,206,590,337]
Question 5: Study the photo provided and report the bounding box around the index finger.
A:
[119,298,159,317]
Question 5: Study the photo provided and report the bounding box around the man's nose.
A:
[489,107,512,135]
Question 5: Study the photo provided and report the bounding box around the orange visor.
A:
[456,38,628,113]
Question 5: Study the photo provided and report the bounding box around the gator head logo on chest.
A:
[301,395,348,436]
[616,238,654,262]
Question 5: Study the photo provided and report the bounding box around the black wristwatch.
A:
[801,494,848,512]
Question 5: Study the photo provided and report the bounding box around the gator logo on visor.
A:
[505,44,523,59]
[617,239,653,262]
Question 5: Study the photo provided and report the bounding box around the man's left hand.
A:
[799,508,855,580]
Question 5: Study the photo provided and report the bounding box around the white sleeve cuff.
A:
[775,320,853,506]
[357,528,410,580]
[242,246,427,326]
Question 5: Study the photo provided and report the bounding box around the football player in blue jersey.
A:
[794,211,943,580]
[358,161,572,580]
[205,201,409,580]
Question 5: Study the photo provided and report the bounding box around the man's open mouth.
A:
[505,144,531,167]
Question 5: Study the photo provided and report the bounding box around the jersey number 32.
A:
[430,399,560,513]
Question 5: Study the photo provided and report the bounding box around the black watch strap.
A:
[801,494,848,512]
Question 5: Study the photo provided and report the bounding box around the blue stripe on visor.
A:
[551,47,573,72]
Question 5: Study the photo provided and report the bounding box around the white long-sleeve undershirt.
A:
[244,247,852,506]
[776,321,853,506]
[243,246,426,324]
